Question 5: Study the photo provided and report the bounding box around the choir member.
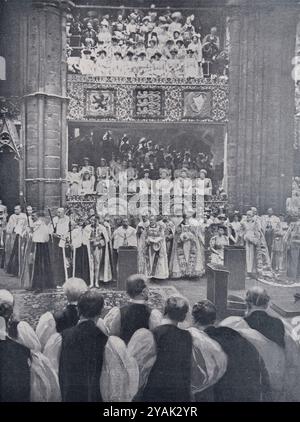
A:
[36,277,88,351]
[5,205,27,277]
[220,287,300,401]
[192,299,271,402]
[104,274,162,344]
[144,215,169,280]
[21,212,54,291]
[141,295,192,401]
[43,290,139,402]
[0,290,60,402]
[49,207,70,285]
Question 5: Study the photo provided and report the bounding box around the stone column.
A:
[227,2,297,213]
[20,0,72,210]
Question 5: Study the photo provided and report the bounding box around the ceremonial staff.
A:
[48,208,55,233]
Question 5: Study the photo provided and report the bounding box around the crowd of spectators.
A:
[66,7,229,80]
[66,131,225,197]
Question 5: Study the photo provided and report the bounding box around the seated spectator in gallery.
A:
[0,290,60,402]
[81,21,97,47]
[80,156,95,177]
[124,49,136,77]
[187,33,203,74]
[36,277,88,350]
[156,168,173,193]
[184,49,199,79]
[182,15,195,45]
[166,48,183,78]
[136,51,150,77]
[96,158,110,181]
[67,47,80,74]
[199,168,212,196]
[127,159,137,181]
[94,49,109,77]
[66,163,81,196]
[80,170,95,195]
[157,18,169,45]
[126,13,138,40]
[163,37,175,58]
[151,51,165,78]
[175,37,186,60]
[203,26,220,50]
[104,274,162,344]
[146,37,158,60]
[97,19,112,47]
[141,295,192,402]
[192,300,271,402]
[107,35,121,58]
[139,169,153,195]
[169,11,183,35]
[79,48,94,75]
[110,50,124,77]
[112,13,126,38]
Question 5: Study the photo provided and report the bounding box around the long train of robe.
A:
[50,236,68,286]
[5,233,25,277]
[127,327,227,401]
[219,316,300,402]
[21,241,54,290]
[170,223,205,279]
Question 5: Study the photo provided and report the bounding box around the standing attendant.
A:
[21,212,54,290]
[49,208,70,285]
[144,215,169,280]
[112,217,137,279]
[142,296,192,402]
[5,205,27,277]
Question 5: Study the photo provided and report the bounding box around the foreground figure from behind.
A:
[0,290,60,402]
[220,286,300,402]
[191,299,271,402]
[141,295,192,402]
[44,289,139,402]
[104,274,162,344]
[36,278,88,350]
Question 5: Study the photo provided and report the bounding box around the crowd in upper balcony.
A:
[66,6,229,80]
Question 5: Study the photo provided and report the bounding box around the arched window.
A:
[0,56,6,81]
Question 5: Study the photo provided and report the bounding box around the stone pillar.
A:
[227,2,298,213]
[20,0,72,210]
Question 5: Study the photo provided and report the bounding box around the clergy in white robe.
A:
[5,205,27,277]
[104,274,162,344]
[112,218,137,277]
[36,277,88,351]
[21,213,54,290]
[48,208,70,285]
[43,290,139,402]
[0,289,61,402]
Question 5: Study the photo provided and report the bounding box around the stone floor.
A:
[1,268,300,329]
